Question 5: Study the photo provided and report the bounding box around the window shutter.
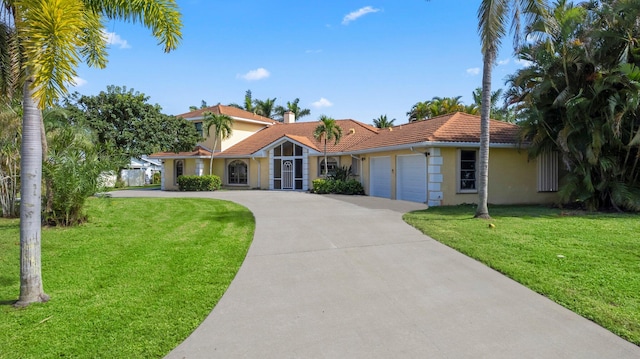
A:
[537,151,558,192]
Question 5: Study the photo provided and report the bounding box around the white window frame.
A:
[457,149,478,193]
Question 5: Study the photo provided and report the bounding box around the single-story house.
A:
[151,105,559,206]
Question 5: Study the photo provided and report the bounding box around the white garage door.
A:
[370,156,391,198]
[396,154,427,203]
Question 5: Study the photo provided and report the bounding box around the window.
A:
[458,150,477,192]
[228,160,248,185]
[319,157,339,176]
[175,160,184,185]
[350,157,360,175]
[194,122,203,137]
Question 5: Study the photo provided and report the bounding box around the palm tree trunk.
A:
[324,139,328,177]
[474,57,492,219]
[16,77,49,307]
[209,137,217,176]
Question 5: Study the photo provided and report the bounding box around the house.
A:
[151,107,559,206]
[121,156,163,186]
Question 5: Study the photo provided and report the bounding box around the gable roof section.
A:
[220,120,379,156]
[350,112,521,151]
[176,104,278,125]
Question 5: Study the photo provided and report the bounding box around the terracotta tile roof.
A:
[176,104,278,124]
[152,112,521,159]
[220,120,379,156]
[350,112,520,151]
[149,145,212,159]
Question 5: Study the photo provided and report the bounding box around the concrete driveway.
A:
[111,190,640,358]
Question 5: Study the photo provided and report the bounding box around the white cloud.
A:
[515,58,533,67]
[466,67,480,75]
[71,76,87,87]
[312,97,333,108]
[497,58,510,66]
[237,67,271,81]
[103,31,130,49]
[342,6,380,25]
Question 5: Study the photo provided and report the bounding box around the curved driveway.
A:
[112,190,639,358]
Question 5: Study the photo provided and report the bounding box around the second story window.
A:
[194,122,203,137]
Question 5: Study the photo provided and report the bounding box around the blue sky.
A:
[73,0,526,124]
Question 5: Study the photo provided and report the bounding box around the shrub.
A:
[152,172,161,184]
[177,175,221,191]
[312,178,364,195]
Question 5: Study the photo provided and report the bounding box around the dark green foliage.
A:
[64,86,200,162]
[507,0,640,211]
[328,165,351,181]
[43,122,113,226]
[177,175,221,191]
[312,178,365,195]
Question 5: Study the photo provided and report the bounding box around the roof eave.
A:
[350,141,522,155]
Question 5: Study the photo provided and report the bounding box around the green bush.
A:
[152,172,161,184]
[312,178,364,195]
[177,175,221,191]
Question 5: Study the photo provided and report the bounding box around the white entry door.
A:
[370,156,391,198]
[396,154,427,203]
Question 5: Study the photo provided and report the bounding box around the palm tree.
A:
[476,0,548,219]
[274,98,311,122]
[203,112,233,175]
[313,115,343,177]
[373,115,396,128]
[407,101,430,122]
[254,97,277,119]
[228,89,256,113]
[3,0,182,307]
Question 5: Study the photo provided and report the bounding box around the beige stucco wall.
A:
[197,121,267,152]
[358,147,558,205]
[439,147,557,205]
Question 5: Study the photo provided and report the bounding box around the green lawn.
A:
[0,197,254,358]
[404,205,640,346]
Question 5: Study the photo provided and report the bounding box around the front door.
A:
[282,159,294,190]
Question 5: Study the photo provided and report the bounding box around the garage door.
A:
[370,156,391,198]
[396,154,427,203]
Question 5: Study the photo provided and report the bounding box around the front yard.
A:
[0,197,254,358]
[404,205,640,346]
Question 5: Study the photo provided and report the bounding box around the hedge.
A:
[311,178,365,195]
[177,175,221,191]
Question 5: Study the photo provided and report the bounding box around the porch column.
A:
[427,148,443,206]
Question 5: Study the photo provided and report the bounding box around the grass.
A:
[0,197,254,358]
[404,205,640,346]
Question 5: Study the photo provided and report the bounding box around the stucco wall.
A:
[358,147,558,205]
[439,147,557,205]
[197,121,267,152]
[221,122,268,151]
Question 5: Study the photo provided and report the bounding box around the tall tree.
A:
[475,0,548,219]
[203,112,233,175]
[313,115,343,177]
[228,89,256,113]
[507,0,640,211]
[254,97,277,119]
[70,86,199,162]
[4,0,182,307]
[274,98,311,121]
[189,100,208,111]
[373,114,396,128]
